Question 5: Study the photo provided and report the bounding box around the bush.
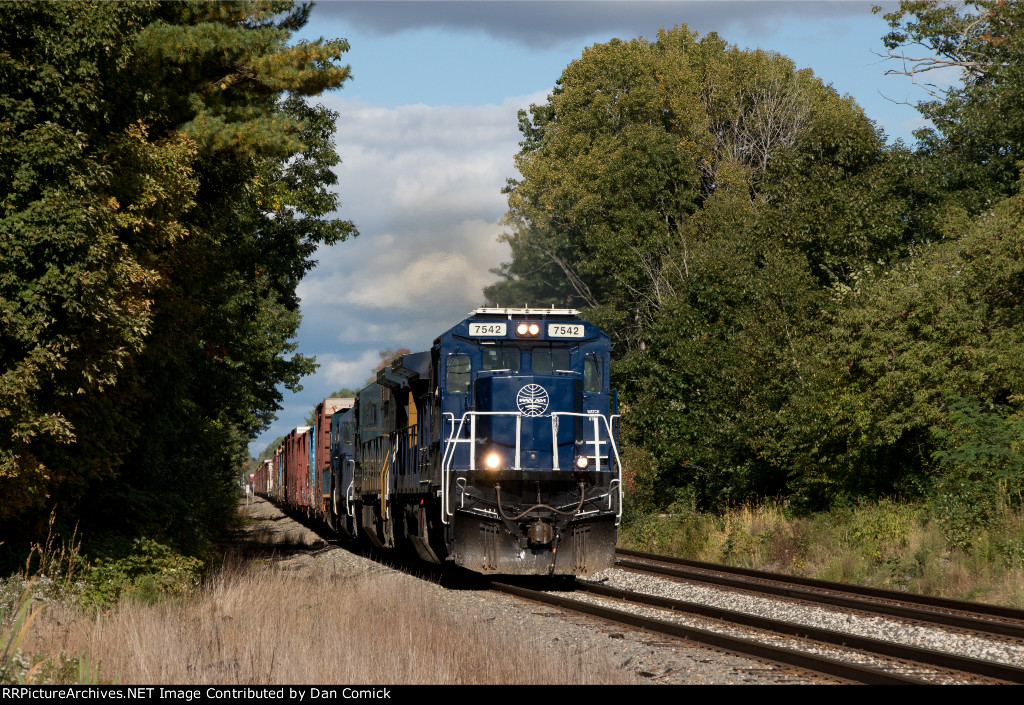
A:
[928,393,1024,550]
[83,538,202,609]
[620,445,659,521]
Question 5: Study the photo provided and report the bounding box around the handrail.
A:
[441,410,622,523]
[549,411,622,471]
[345,459,355,518]
[442,411,525,524]
[551,411,623,523]
[379,442,396,520]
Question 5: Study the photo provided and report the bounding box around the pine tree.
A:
[0,1,356,558]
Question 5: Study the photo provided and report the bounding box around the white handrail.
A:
[550,412,624,523]
[442,410,525,523]
[441,410,623,523]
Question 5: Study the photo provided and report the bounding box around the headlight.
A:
[515,321,540,337]
[575,455,589,469]
[484,451,502,470]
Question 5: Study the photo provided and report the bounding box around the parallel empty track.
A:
[521,548,1024,683]
[491,572,1024,684]
[616,548,1024,639]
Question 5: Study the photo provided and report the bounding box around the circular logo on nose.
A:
[517,384,549,417]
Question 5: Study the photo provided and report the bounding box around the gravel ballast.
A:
[578,565,1024,671]
[234,497,822,685]
[234,497,1024,683]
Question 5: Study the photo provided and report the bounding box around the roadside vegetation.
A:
[1,514,635,686]
[619,493,1024,608]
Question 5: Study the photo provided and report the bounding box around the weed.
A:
[83,538,202,609]
[0,580,43,684]
[619,495,1024,605]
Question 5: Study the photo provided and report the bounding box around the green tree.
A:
[778,187,1024,507]
[877,0,1024,211]
[490,25,927,508]
[0,1,356,559]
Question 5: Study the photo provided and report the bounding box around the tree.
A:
[777,186,1024,506]
[0,1,356,558]
[491,27,919,346]
[877,0,1024,211]
[488,25,926,508]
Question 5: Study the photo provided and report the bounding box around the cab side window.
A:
[584,353,602,393]
[446,354,471,393]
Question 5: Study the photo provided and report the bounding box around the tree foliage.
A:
[0,1,355,560]
[878,0,1024,211]
[776,187,1024,506]
[489,28,919,352]
[489,25,931,509]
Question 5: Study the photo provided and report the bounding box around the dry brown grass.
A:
[22,561,636,685]
[622,499,1024,606]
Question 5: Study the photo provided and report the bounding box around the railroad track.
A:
[507,548,1024,684]
[490,574,1024,684]
[256,502,1024,683]
[615,548,1024,639]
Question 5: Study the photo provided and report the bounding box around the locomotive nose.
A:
[474,374,578,469]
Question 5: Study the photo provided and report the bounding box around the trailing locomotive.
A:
[255,308,622,575]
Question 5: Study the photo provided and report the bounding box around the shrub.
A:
[928,393,1024,549]
[83,538,202,609]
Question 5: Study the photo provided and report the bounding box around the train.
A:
[253,307,622,575]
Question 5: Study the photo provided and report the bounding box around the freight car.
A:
[259,308,622,575]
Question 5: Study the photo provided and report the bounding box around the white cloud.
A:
[321,94,547,234]
[319,349,383,387]
[300,219,507,311]
[296,95,532,328]
[258,94,526,453]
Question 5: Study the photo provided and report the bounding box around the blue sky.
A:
[250,0,939,454]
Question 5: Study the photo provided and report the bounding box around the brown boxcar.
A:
[312,398,355,521]
[284,426,312,511]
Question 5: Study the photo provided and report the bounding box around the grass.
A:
[0,520,101,685]
[15,491,1024,684]
[619,498,1024,607]
[5,541,637,685]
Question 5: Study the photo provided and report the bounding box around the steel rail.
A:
[618,548,1024,623]
[490,580,930,685]
[616,550,1024,639]
[578,581,1024,683]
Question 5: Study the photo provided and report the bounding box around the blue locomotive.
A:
[264,308,621,575]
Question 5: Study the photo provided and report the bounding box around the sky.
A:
[250,0,939,455]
